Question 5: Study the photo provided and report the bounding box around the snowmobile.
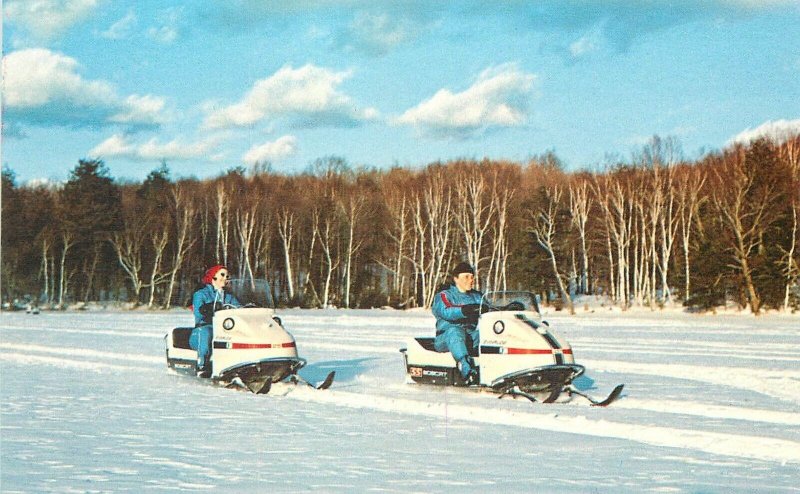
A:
[165,278,334,394]
[400,291,623,406]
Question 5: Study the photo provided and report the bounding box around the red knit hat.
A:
[202,265,226,284]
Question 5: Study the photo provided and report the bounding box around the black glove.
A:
[199,302,223,320]
[461,304,480,318]
[462,304,491,318]
[504,301,524,311]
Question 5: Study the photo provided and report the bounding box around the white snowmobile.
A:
[401,291,623,406]
[165,278,334,394]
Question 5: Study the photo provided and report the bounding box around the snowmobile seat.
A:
[417,337,479,357]
[172,327,194,350]
[415,337,437,352]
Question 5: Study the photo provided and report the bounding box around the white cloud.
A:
[3,48,166,129]
[110,94,168,126]
[242,135,298,164]
[203,64,378,129]
[100,10,137,40]
[146,25,178,44]
[146,7,183,44]
[728,119,800,145]
[395,64,537,138]
[569,25,605,58]
[4,0,100,41]
[89,134,216,162]
[4,48,115,108]
[89,134,133,156]
[341,11,421,56]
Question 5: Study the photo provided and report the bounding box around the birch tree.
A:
[676,167,706,302]
[408,169,454,307]
[146,224,170,308]
[529,185,574,314]
[568,177,592,295]
[778,135,800,309]
[277,208,297,301]
[711,144,775,314]
[340,194,365,308]
[110,213,148,305]
[454,163,495,289]
[314,209,339,308]
[163,182,196,308]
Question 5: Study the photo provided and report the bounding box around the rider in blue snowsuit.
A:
[191,265,239,377]
[432,262,486,384]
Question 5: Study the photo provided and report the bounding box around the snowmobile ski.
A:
[567,384,625,407]
[317,371,336,390]
[291,371,336,390]
[253,378,272,394]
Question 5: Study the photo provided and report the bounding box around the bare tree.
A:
[110,221,148,305]
[711,145,779,314]
[486,176,514,293]
[593,173,633,308]
[529,185,574,314]
[234,193,261,283]
[408,169,454,307]
[454,163,495,289]
[676,167,706,303]
[146,225,170,308]
[778,135,800,309]
[57,230,76,307]
[277,208,297,301]
[378,169,416,304]
[214,185,230,266]
[568,177,592,295]
[340,194,365,308]
[313,209,339,308]
[163,183,196,309]
[39,235,53,305]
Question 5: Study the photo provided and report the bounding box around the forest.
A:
[2,134,798,314]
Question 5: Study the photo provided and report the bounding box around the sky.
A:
[2,0,800,184]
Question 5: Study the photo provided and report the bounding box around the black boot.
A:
[196,363,211,378]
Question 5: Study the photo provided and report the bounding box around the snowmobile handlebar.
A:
[463,300,526,318]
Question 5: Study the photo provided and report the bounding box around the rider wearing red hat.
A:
[190,265,240,377]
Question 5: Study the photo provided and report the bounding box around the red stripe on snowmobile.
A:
[229,342,296,349]
[506,348,572,355]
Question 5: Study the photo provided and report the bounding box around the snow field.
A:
[1,308,799,493]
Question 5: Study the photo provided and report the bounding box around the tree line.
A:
[2,134,798,314]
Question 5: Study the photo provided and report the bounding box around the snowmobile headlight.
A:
[493,320,505,334]
[222,318,235,330]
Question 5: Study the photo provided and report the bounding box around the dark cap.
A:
[451,262,474,277]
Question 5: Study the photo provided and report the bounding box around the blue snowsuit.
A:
[191,284,239,369]
[431,284,483,378]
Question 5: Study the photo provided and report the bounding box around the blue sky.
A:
[3,0,799,184]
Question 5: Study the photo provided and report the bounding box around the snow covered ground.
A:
[1,306,799,493]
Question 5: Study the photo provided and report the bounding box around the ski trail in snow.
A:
[298,340,401,354]
[612,399,800,425]
[0,342,163,363]
[572,336,800,353]
[578,346,800,362]
[280,385,800,465]
[1,324,160,338]
[0,352,154,372]
[586,359,800,404]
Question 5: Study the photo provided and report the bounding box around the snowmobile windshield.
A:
[482,291,541,314]
[225,279,275,309]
